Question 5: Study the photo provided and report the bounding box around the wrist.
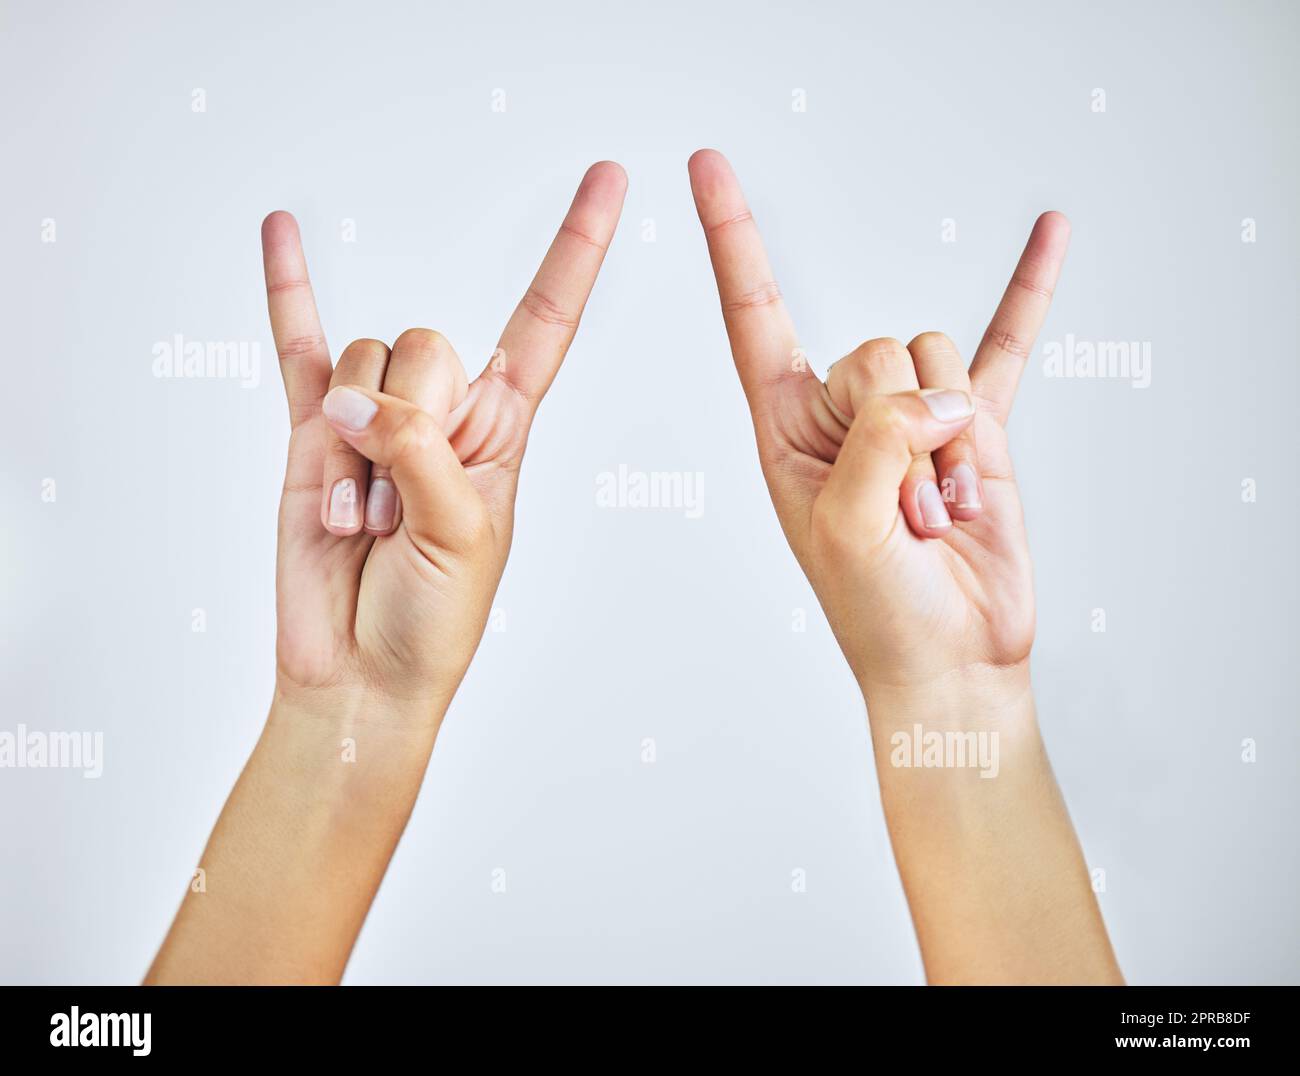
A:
[860,661,1036,738]
[148,682,445,985]
[859,663,1040,789]
[264,684,447,812]
[271,677,451,736]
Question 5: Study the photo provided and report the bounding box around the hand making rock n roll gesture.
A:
[148,163,627,985]
[263,162,627,714]
[689,149,1119,985]
[688,149,1070,697]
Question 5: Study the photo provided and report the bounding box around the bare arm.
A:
[147,164,627,984]
[688,148,1120,984]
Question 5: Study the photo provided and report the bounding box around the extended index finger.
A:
[489,161,628,406]
[968,211,1071,425]
[688,149,800,409]
[261,211,333,427]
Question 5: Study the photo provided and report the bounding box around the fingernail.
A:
[950,463,982,510]
[365,477,397,531]
[323,386,378,431]
[917,481,952,529]
[328,478,360,529]
[921,389,973,422]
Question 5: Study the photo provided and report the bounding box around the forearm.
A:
[864,668,1123,985]
[145,688,443,984]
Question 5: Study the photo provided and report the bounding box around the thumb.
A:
[818,389,974,546]
[321,386,488,556]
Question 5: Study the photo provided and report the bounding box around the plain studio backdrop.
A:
[1,0,1297,984]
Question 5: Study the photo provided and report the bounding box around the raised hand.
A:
[687,149,1067,695]
[264,162,627,714]
[148,163,626,984]
[689,149,1120,984]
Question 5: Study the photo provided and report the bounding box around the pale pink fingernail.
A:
[323,386,378,431]
[365,477,397,531]
[921,389,973,422]
[328,478,360,529]
[917,481,951,529]
[950,463,982,509]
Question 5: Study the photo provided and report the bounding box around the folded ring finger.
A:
[908,332,982,522]
[827,337,949,537]
[321,338,391,535]
[366,328,470,535]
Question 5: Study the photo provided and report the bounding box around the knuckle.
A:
[340,337,388,362]
[855,337,906,368]
[558,221,608,252]
[277,334,327,359]
[390,408,439,460]
[520,286,581,329]
[829,338,908,409]
[971,387,1004,416]
[859,394,905,439]
[703,209,754,237]
[265,278,312,297]
[326,437,364,466]
[393,327,451,355]
[1009,271,1054,300]
[722,281,783,313]
[909,330,956,353]
[933,428,976,457]
[981,322,1032,360]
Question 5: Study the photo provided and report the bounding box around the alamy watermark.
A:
[889,724,999,779]
[0,725,103,778]
[596,465,705,519]
[1042,335,1151,388]
[50,1007,150,1055]
[152,334,261,388]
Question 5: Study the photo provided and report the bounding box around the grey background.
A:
[1,0,1296,983]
